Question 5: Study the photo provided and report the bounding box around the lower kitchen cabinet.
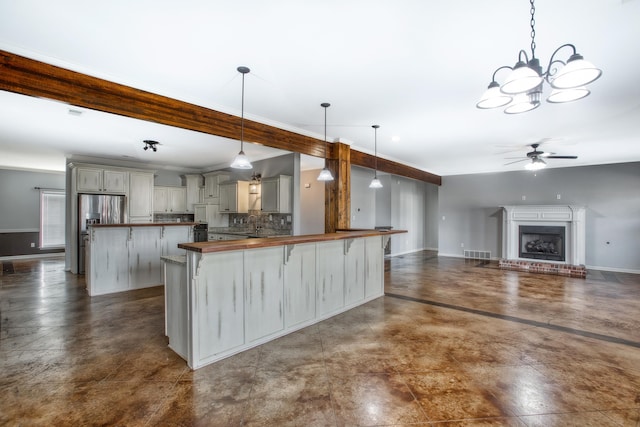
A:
[86,224,193,296]
[244,247,284,342]
[283,242,317,328]
[169,233,388,369]
[128,227,162,288]
[86,227,130,296]
[316,240,345,316]
[193,251,245,358]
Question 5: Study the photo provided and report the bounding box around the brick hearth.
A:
[499,259,587,279]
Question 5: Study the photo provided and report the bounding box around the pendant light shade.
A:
[317,102,334,182]
[477,81,512,109]
[550,54,602,89]
[500,62,544,95]
[369,125,383,189]
[231,66,253,169]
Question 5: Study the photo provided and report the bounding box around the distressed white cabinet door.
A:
[128,226,162,288]
[364,236,384,298]
[76,167,102,192]
[316,240,345,316]
[344,238,365,306]
[161,225,191,257]
[88,227,130,295]
[244,247,284,342]
[102,169,127,193]
[283,243,316,328]
[165,261,188,359]
[168,187,187,213]
[193,251,244,362]
[129,171,154,221]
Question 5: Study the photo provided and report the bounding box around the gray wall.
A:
[299,169,325,235]
[351,167,439,256]
[0,168,66,257]
[438,162,640,272]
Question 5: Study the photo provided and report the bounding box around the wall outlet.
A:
[460,243,464,248]
[556,194,562,200]
[30,242,35,247]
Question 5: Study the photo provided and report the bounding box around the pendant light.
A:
[230,66,253,169]
[317,102,334,181]
[369,125,383,189]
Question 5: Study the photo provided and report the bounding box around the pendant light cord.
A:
[240,72,245,152]
[321,102,330,161]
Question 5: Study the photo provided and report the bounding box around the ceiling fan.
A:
[504,142,578,170]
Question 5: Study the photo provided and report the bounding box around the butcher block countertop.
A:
[178,229,405,254]
[90,222,198,228]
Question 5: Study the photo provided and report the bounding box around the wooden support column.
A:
[324,142,351,233]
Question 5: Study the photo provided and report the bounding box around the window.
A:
[40,190,65,249]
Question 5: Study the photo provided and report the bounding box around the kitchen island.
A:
[86,222,195,296]
[165,229,404,369]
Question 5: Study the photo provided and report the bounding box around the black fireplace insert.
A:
[519,225,565,262]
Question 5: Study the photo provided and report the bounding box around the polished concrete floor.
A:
[1,252,639,426]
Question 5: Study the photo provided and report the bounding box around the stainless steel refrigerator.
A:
[78,193,126,273]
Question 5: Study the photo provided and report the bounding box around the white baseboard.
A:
[585,265,640,275]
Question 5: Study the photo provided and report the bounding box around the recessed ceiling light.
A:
[391,136,400,143]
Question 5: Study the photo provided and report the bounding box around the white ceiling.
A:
[1,0,639,176]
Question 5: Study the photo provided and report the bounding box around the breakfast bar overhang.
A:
[165,229,404,370]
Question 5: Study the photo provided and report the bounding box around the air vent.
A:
[464,250,491,260]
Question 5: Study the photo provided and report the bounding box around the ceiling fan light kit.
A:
[477,0,602,114]
[505,142,578,170]
[230,66,253,169]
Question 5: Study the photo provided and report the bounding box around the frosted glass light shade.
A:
[550,56,602,89]
[369,176,383,189]
[230,150,252,169]
[317,167,334,181]
[525,158,546,170]
[504,92,540,114]
[501,64,543,94]
[477,83,512,109]
[547,87,590,103]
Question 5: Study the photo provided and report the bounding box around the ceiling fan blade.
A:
[504,156,527,160]
[504,159,529,166]
[546,155,578,159]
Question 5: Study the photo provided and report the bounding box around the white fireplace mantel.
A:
[501,205,586,265]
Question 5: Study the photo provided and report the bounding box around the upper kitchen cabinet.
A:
[261,175,292,213]
[76,166,128,193]
[183,174,203,212]
[154,186,187,213]
[219,181,249,213]
[129,171,154,223]
[203,172,229,204]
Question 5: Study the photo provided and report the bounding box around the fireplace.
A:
[519,225,565,262]
[501,205,586,266]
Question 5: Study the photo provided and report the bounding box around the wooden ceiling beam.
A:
[0,49,441,185]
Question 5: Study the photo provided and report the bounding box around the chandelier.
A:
[476,0,602,114]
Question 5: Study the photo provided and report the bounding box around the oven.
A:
[193,223,208,242]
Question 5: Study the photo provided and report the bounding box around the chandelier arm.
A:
[517,49,531,64]
[491,65,514,83]
[543,43,578,81]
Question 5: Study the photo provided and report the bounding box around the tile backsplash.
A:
[228,211,292,234]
